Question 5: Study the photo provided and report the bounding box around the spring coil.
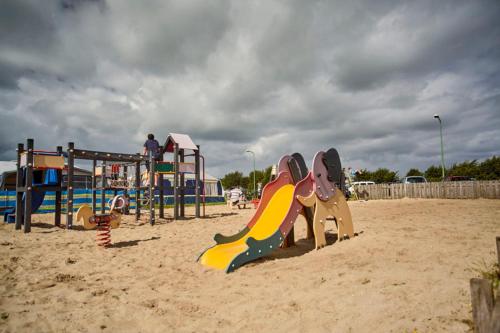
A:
[96,221,111,247]
[91,215,112,247]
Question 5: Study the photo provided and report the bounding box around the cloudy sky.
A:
[1,0,499,178]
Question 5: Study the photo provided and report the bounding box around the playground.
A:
[0,199,498,332]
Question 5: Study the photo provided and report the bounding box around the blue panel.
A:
[44,169,59,185]
[0,189,225,214]
[217,181,223,196]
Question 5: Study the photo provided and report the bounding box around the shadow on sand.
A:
[110,236,161,248]
[250,231,363,266]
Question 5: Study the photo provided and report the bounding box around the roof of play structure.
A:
[163,133,198,153]
[0,161,16,174]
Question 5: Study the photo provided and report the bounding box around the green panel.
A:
[226,231,283,273]
[214,227,250,244]
[155,162,175,173]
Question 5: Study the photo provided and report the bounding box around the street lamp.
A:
[433,114,445,180]
[245,150,256,199]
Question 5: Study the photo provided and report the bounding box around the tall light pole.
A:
[434,114,445,180]
[245,150,256,199]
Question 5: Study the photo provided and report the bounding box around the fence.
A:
[353,181,500,200]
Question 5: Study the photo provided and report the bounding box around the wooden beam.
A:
[158,150,164,219]
[15,143,24,230]
[173,143,179,220]
[92,159,97,214]
[72,149,146,162]
[149,153,155,225]
[54,146,63,227]
[23,139,34,233]
[66,142,75,229]
[180,149,185,218]
[135,161,141,221]
[123,165,130,215]
[195,145,200,218]
[101,162,106,214]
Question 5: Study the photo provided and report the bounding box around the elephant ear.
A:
[322,148,342,187]
[313,151,336,202]
[290,153,309,182]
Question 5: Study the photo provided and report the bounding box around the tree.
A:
[353,168,398,183]
[424,165,442,182]
[248,170,265,195]
[353,169,371,181]
[240,176,249,190]
[370,168,399,183]
[221,171,244,189]
[447,160,479,178]
[478,156,500,180]
[406,168,423,177]
[260,166,273,188]
[221,166,274,194]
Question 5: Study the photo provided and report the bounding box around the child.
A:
[143,134,161,186]
[229,186,243,207]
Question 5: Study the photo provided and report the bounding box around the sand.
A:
[0,199,499,332]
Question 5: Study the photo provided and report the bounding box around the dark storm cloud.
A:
[332,1,500,91]
[0,0,56,87]
[0,0,499,177]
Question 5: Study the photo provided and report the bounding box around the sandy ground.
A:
[0,199,499,333]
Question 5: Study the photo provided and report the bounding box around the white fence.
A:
[353,181,500,200]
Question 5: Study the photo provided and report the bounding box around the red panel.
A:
[312,151,336,201]
[279,173,314,236]
[165,141,174,153]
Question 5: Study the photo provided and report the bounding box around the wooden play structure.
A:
[14,139,65,233]
[13,134,204,233]
[199,148,355,273]
[157,133,202,220]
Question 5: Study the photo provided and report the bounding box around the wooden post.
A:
[23,139,34,233]
[92,159,97,214]
[497,236,500,271]
[180,149,185,218]
[195,145,201,218]
[66,142,75,229]
[173,143,179,220]
[149,152,155,225]
[15,143,24,230]
[135,161,141,221]
[158,149,164,219]
[101,161,106,214]
[469,237,500,333]
[54,146,63,227]
[470,278,497,333]
[123,165,129,215]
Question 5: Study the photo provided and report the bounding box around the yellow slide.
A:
[199,184,295,271]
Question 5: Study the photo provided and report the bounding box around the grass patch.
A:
[469,259,500,296]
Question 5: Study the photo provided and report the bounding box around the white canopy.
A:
[0,161,16,174]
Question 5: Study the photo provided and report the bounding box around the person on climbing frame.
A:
[143,133,161,186]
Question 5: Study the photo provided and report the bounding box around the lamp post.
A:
[245,150,256,199]
[433,114,445,180]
